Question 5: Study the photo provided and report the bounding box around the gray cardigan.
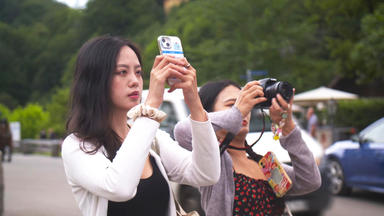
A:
[174,106,321,216]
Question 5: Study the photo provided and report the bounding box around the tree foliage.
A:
[8,103,50,138]
[78,0,165,42]
[143,0,339,90]
[0,104,11,118]
[335,98,384,131]
[45,87,70,137]
[304,0,384,86]
[350,4,384,83]
[1,0,383,137]
[0,0,82,106]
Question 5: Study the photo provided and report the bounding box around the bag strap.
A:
[173,190,187,215]
[283,204,293,216]
[151,138,195,216]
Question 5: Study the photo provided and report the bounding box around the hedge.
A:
[334,98,384,131]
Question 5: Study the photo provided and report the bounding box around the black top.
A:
[107,155,170,216]
[232,172,285,216]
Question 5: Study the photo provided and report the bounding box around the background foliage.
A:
[335,98,384,131]
[8,104,50,139]
[0,0,383,138]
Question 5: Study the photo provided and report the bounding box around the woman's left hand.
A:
[269,89,296,136]
[169,58,207,122]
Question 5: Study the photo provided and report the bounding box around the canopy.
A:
[294,86,358,106]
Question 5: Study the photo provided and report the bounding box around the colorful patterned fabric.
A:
[233,172,285,216]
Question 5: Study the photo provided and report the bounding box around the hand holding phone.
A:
[157,35,184,86]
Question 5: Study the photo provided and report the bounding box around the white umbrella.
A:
[294,86,358,106]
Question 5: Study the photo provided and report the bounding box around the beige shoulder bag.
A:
[174,195,199,216]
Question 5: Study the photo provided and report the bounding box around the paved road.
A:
[3,154,81,216]
[2,154,384,216]
[324,190,384,216]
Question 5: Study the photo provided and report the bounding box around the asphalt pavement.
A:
[3,154,81,216]
[324,189,384,216]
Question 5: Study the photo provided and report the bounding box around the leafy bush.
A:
[45,88,70,138]
[8,104,50,139]
[1,88,69,139]
[334,98,384,131]
[0,104,11,118]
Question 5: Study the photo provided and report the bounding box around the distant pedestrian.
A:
[0,118,13,162]
[40,129,47,139]
[306,107,318,138]
[48,128,57,139]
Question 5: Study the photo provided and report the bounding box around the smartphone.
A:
[157,35,184,85]
[259,151,292,197]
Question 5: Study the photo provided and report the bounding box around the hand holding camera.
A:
[254,78,293,109]
[253,78,296,137]
[234,81,267,117]
[257,78,296,137]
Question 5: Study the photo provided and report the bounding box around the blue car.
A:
[325,117,384,195]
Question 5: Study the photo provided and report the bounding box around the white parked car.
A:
[142,88,331,216]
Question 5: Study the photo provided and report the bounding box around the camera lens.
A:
[277,81,293,102]
[162,38,165,42]
[254,78,293,109]
[264,81,293,103]
[166,42,170,47]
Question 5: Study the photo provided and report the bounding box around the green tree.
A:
[45,87,70,137]
[79,0,165,42]
[0,0,81,105]
[305,0,383,87]
[350,3,384,84]
[143,0,335,91]
[141,0,383,93]
[8,103,50,138]
[0,104,11,118]
[1,0,384,136]
[0,21,32,105]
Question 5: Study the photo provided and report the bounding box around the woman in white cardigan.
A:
[62,35,220,216]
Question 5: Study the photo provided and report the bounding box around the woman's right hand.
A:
[234,81,267,117]
[145,55,186,108]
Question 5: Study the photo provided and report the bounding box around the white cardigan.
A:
[62,116,220,216]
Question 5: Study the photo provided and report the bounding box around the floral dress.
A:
[233,172,285,216]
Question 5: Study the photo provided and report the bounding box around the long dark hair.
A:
[66,35,142,161]
[199,80,241,112]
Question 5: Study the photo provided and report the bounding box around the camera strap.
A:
[219,133,263,162]
[219,132,236,155]
[219,108,266,155]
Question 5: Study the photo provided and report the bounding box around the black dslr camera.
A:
[254,78,293,109]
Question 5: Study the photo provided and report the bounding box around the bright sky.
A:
[55,0,89,9]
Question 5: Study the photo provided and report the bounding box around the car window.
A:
[362,120,384,143]
[249,109,272,132]
[160,101,178,137]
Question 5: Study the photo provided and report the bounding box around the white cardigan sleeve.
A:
[156,116,221,187]
[62,117,159,202]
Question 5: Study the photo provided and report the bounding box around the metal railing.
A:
[19,139,62,157]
